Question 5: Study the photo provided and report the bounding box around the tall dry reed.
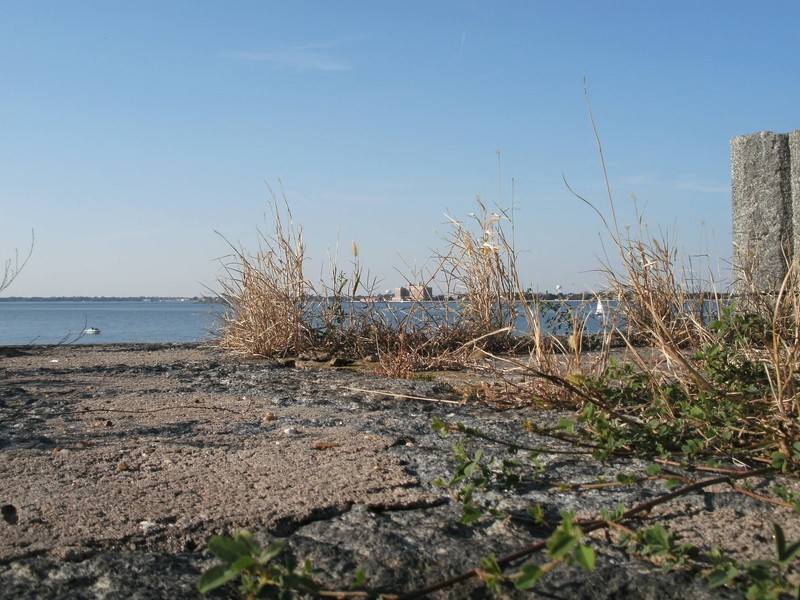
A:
[216,191,314,357]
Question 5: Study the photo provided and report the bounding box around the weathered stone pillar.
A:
[731,131,794,292]
[791,130,800,262]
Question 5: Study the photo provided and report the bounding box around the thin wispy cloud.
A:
[99,227,170,243]
[228,42,351,72]
[319,192,389,206]
[674,180,730,194]
[620,174,656,187]
[620,174,730,195]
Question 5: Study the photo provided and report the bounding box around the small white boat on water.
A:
[84,327,101,335]
[594,300,605,317]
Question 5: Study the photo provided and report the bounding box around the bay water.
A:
[0,300,224,345]
[0,298,610,346]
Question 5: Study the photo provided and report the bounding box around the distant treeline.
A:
[0,296,222,303]
[1,292,730,304]
[527,291,731,301]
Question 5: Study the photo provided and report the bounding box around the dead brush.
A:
[730,251,800,457]
[314,238,385,354]
[369,200,532,378]
[216,190,316,357]
[371,304,472,377]
[428,196,600,405]
[374,329,434,379]
[435,197,522,353]
[584,201,720,397]
[559,92,720,399]
[483,94,800,466]
[216,187,388,359]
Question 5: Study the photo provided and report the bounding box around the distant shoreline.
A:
[0,296,221,303]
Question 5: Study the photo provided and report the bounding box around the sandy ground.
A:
[1,343,798,599]
[0,344,442,561]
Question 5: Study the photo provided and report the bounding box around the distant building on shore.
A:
[392,283,433,302]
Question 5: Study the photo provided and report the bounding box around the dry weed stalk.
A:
[371,198,535,377]
[314,238,383,352]
[217,191,314,357]
[482,87,800,465]
[769,265,800,419]
[563,91,720,398]
[436,198,520,352]
[734,251,800,449]
[1,230,33,294]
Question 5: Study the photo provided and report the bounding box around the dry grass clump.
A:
[213,185,800,472]
[217,184,392,358]
[729,255,800,448]
[214,157,799,468]
[216,193,316,357]
[216,186,531,374]
[583,200,721,397]
[436,198,519,344]
[482,183,799,466]
[371,197,541,376]
[467,102,800,468]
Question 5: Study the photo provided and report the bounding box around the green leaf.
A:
[774,523,800,565]
[645,463,661,476]
[556,417,575,434]
[616,473,636,485]
[258,540,286,565]
[775,523,787,558]
[782,539,800,564]
[600,503,625,523]
[771,451,787,472]
[527,504,545,524]
[641,524,672,555]
[228,554,256,574]
[463,460,480,478]
[515,562,545,590]
[547,527,578,559]
[197,564,239,593]
[207,535,251,565]
[688,406,706,418]
[460,504,482,526]
[480,553,502,576]
[573,544,596,571]
[349,567,367,590]
[706,566,738,588]
[479,553,503,594]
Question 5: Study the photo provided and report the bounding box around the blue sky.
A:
[1,1,798,297]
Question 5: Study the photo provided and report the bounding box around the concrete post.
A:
[731,131,794,292]
[791,130,800,262]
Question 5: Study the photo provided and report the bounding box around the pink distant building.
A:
[392,283,432,302]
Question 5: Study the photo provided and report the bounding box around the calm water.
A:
[0,298,615,346]
[0,301,224,345]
